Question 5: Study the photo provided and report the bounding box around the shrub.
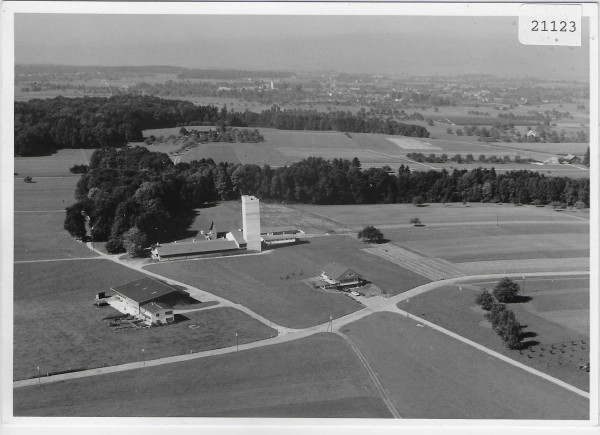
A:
[493,277,521,303]
[69,164,89,174]
[485,303,507,327]
[475,289,494,311]
[357,225,384,243]
[501,320,523,349]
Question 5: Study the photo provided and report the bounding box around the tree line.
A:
[406,152,536,165]
[64,147,589,254]
[15,96,429,156]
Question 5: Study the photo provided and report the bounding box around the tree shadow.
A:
[520,340,540,349]
[519,331,538,339]
[364,238,390,244]
[510,295,533,303]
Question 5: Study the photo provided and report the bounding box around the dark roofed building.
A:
[563,154,582,164]
[319,263,365,289]
[151,239,240,260]
[111,277,186,314]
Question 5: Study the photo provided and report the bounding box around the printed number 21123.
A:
[531,20,576,32]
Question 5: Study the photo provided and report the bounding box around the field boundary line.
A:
[391,307,590,400]
[14,256,102,264]
[362,148,437,170]
[335,331,401,419]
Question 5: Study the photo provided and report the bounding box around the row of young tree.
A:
[64,147,590,254]
[475,278,526,350]
[15,95,429,156]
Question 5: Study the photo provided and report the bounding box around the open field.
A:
[146,235,429,328]
[291,202,588,230]
[138,124,588,177]
[14,149,94,177]
[14,176,80,211]
[14,212,96,261]
[343,312,588,419]
[14,333,391,417]
[484,141,589,156]
[14,259,275,380]
[398,276,589,391]
[401,233,588,263]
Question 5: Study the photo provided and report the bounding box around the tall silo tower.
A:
[242,195,261,251]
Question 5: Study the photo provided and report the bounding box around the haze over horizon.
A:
[15,14,590,80]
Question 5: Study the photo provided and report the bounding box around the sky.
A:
[14,14,590,80]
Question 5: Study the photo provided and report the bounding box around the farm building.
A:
[261,226,303,246]
[110,277,186,325]
[318,263,366,290]
[150,195,262,260]
[261,233,300,246]
[261,226,305,236]
[563,154,582,164]
[196,215,242,240]
[151,238,242,260]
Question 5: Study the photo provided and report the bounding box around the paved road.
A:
[85,243,303,336]
[13,248,590,401]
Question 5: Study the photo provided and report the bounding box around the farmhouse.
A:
[110,277,185,324]
[319,263,366,290]
[563,154,582,164]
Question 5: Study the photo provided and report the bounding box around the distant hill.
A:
[15,64,294,80]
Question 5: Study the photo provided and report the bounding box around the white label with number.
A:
[519,3,581,46]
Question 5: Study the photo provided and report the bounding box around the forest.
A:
[14,95,428,156]
[64,147,589,255]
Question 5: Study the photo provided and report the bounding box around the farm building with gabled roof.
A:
[110,277,187,323]
[319,263,365,289]
[151,238,240,260]
[563,154,582,164]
